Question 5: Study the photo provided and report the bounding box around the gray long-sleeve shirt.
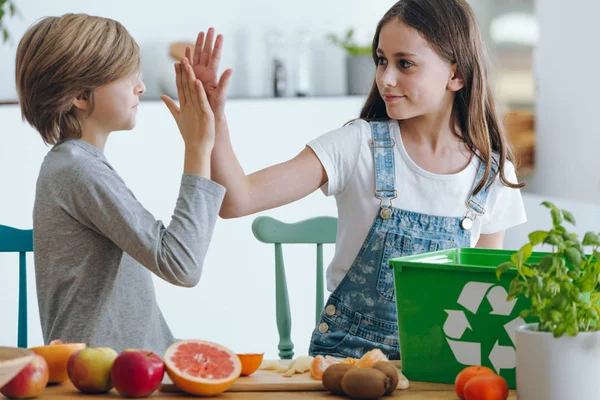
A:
[33,139,225,355]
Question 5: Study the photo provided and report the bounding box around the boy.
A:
[15,13,222,355]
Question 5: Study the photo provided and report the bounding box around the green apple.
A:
[67,347,118,394]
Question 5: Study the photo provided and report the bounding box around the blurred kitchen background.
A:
[2,0,598,357]
[0,0,536,177]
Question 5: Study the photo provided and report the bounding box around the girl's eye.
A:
[376,57,387,66]
[399,60,414,69]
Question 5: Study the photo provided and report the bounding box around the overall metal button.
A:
[318,322,329,333]
[325,305,336,316]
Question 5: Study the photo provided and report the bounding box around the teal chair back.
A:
[252,216,337,359]
[0,225,33,348]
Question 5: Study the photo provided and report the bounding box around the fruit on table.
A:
[111,349,165,398]
[276,356,314,377]
[164,340,241,396]
[463,374,509,400]
[341,367,390,399]
[259,359,279,370]
[372,361,399,395]
[310,355,342,379]
[0,352,49,399]
[311,349,390,380]
[237,353,264,376]
[356,349,389,368]
[29,340,86,383]
[321,363,356,395]
[67,347,118,394]
[454,366,497,399]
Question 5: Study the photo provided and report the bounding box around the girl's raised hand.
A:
[189,28,232,118]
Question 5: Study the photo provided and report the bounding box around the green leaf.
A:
[562,209,576,225]
[2,28,7,42]
[565,247,583,268]
[544,234,564,247]
[554,323,566,337]
[521,265,535,277]
[551,294,568,309]
[539,255,554,272]
[541,201,556,209]
[551,208,564,226]
[508,279,526,298]
[550,310,563,323]
[579,272,599,292]
[496,262,513,280]
[566,324,579,336]
[9,1,15,16]
[529,231,549,245]
[517,244,533,264]
[520,309,533,319]
[583,232,600,246]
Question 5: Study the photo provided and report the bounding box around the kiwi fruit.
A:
[322,363,356,394]
[371,361,399,395]
[341,367,390,399]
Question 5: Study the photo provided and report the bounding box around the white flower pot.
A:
[516,323,600,400]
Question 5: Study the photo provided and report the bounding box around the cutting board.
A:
[159,360,405,393]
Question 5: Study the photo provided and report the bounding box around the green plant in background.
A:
[327,28,371,56]
[497,201,600,337]
[0,0,17,43]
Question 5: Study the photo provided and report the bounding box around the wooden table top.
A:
[2,381,517,399]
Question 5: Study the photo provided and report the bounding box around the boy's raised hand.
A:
[189,28,232,118]
[161,55,215,154]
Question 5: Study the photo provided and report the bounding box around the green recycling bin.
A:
[388,248,540,390]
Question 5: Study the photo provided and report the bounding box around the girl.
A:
[193,0,526,360]
[16,14,223,354]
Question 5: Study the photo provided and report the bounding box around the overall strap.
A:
[370,121,396,219]
[461,154,500,230]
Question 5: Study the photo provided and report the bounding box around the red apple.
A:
[111,350,165,398]
[0,353,49,399]
[67,347,118,394]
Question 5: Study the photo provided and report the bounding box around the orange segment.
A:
[236,353,264,376]
[341,357,359,365]
[310,355,341,380]
[356,349,389,368]
[30,342,87,383]
[164,340,241,396]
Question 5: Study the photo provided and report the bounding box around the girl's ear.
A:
[72,91,90,111]
[448,64,465,92]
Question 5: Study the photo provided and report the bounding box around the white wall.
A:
[0,0,397,101]
[528,0,600,200]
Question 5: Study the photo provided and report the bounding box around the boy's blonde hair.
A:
[15,14,140,145]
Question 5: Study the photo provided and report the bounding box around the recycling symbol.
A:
[443,282,525,373]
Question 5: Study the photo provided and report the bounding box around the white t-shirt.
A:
[308,119,527,292]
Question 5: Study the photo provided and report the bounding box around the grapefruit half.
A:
[164,340,241,396]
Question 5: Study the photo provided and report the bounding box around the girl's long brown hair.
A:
[360,0,524,193]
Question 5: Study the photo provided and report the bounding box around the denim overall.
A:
[308,120,496,360]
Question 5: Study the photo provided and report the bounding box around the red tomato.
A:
[464,374,509,400]
[454,366,496,399]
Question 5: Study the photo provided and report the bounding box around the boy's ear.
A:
[448,64,465,92]
[72,91,90,110]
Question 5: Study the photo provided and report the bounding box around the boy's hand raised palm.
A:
[190,28,232,118]
[161,56,215,153]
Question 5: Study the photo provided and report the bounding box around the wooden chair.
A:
[252,216,337,359]
[0,225,33,348]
